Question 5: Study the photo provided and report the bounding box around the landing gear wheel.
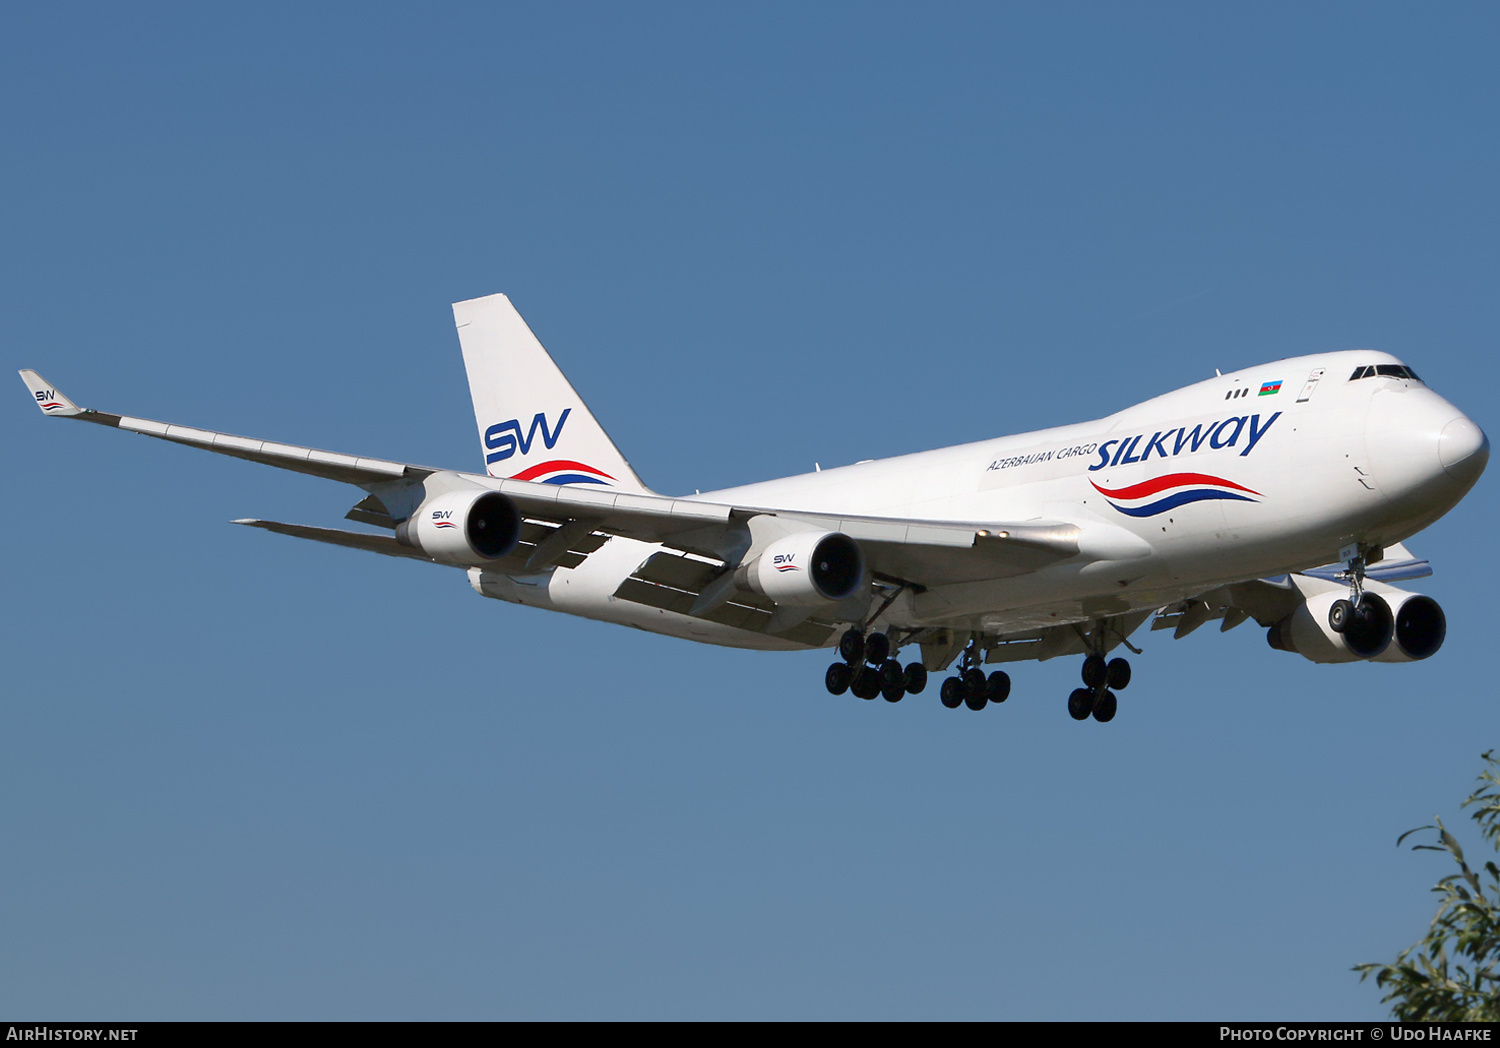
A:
[1093,690,1118,722]
[1106,658,1131,691]
[940,677,964,709]
[1082,654,1108,689]
[962,668,986,696]
[825,663,851,695]
[865,632,891,665]
[878,659,904,689]
[1328,599,1353,634]
[986,671,1011,703]
[903,663,928,695]
[851,667,881,700]
[965,689,988,711]
[1068,688,1095,721]
[878,660,905,702]
[839,628,866,664]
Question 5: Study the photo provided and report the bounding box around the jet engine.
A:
[736,531,865,606]
[395,489,521,566]
[1371,592,1446,663]
[1266,579,1445,664]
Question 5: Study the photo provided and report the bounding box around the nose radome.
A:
[1439,416,1489,485]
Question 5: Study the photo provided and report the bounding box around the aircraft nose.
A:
[1439,415,1489,486]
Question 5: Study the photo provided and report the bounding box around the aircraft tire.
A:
[825,663,852,695]
[903,662,928,694]
[839,629,866,664]
[1328,600,1353,634]
[878,659,904,690]
[882,682,905,703]
[987,670,1011,703]
[1093,690,1118,723]
[865,632,891,665]
[1068,688,1094,721]
[1107,658,1131,690]
[1082,654,1108,689]
[940,678,964,709]
[852,666,881,700]
[964,689,988,711]
[962,668,986,697]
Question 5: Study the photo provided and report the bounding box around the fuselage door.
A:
[1295,368,1325,403]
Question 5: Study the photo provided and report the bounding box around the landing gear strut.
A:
[1328,547,1370,634]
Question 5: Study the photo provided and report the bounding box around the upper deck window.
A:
[1349,364,1422,382]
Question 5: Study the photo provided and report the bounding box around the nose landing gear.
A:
[1327,547,1370,634]
[1325,545,1396,658]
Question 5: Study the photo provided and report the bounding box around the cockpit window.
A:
[1349,364,1422,382]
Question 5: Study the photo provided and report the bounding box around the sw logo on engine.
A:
[484,409,571,464]
[773,553,799,572]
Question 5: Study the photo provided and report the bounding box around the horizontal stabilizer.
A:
[233,519,460,566]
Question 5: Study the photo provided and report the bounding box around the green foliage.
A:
[1355,751,1500,1021]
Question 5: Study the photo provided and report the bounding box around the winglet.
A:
[18,370,84,417]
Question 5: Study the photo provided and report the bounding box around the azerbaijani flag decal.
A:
[1258,380,1282,396]
[507,459,618,486]
[1090,472,1263,517]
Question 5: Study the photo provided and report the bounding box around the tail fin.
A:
[452,294,652,493]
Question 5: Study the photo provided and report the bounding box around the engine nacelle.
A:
[1371,592,1446,663]
[737,531,865,606]
[1266,577,1446,664]
[396,489,521,566]
[1268,590,1393,663]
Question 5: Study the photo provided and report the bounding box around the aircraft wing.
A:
[19,369,436,487]
[1148,541,1434,639]
[21,370,1081,594]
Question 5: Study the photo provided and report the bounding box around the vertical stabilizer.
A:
[453,294,652,493]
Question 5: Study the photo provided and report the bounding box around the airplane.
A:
[19,294,1490,722]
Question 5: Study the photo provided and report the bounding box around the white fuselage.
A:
[469,350,1487,652]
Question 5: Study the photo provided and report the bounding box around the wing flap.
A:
[613,570,836,646]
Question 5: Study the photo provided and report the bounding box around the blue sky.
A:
[3,3,1497,1019]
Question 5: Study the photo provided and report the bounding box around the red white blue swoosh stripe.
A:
[1091,472,1262,517]
[506,459,617,486]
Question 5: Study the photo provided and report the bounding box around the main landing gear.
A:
[937,639,1009,712]
[1067,653,1130,723]
[827,627,1133,722]
[825,628,1007,710]
[825,628,927,703]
